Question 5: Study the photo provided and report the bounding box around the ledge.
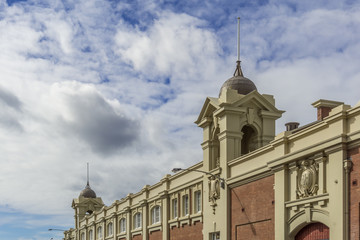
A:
[179,215,190,226]
[191,215,202,224]
[147,223,162,233]
[285,193,329,208]
[116,232,126,238]
[131,228,142,237]
[168,218,179,228]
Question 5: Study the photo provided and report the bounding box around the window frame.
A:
[194,190,202,213]
[134,212,142,229]
[172,198,178,219]
[107,222,113,237]
[89,230,93,240]
[183,194,189,216]
[151,205,161,224]
[119,218,126,233]
[97,226,102,239]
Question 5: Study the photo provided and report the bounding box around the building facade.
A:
[64,61,360,240]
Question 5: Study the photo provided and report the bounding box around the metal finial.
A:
[87,162,89,186]
[234,17,244,77]
[237,17,240,61]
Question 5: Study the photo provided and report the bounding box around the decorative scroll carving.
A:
[296,159,319,198]
[209,176,220,214]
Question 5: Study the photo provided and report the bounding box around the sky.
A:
[0,0,359,239]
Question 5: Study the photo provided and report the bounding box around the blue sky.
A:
[0,0,360,239]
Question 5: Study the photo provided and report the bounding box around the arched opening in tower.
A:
[241,125,257,155]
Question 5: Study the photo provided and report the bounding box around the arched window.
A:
[119,218,126,233]
[97,226,102,239]
[151,206,161,224]
[89,230,93,240]
[81,232,85,240]
[134,213,142,229]
[241,125,257,155]
[107,222,113,236]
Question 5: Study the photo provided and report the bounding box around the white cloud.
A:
[0,0,360,239]
[115,11,224,82]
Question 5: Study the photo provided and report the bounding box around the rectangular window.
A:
[172,198,178,218]
[194,191,201,213]
[183,195,189,216]
[210,232,220,240]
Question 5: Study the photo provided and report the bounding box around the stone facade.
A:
[64,62,360,240]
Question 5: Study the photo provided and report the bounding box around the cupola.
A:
[219,60,257,96]
[79,183,97,198]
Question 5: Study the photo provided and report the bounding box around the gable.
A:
[230,91,283,114]
[195,97,220,125]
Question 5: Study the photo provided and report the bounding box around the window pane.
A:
[107,223,113,236]
[173,199,178,218]
[195,191,201,212]
[183,195,189,216]
[120,218,126,232]
[97,227,102,239]
[152,206,161,224]
[134,213,142,229]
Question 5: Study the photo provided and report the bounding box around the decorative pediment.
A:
[195,97,220,126]
[230,91,283,114]
[72,197,104,208]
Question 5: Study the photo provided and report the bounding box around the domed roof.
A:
[79,183,97,198]
[219,61,257,96]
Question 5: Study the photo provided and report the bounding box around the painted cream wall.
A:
[226,99,360,239]
[65,88,360,240]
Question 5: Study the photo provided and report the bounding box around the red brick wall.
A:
[295,222,329,240]
[230,175,275,240]
[148,230,162,240]
[350,146,360,239]
[169,221,203,240]
[132,234,142,240]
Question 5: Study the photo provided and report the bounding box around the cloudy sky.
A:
[0,0,359,239]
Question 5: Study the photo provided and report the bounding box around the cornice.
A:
[268,134,345,170]
[197,117,212,128]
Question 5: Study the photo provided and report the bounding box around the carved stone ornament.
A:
[296,159,319,198]
[209,176,220,214]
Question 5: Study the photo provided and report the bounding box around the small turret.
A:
[72,164,104,231]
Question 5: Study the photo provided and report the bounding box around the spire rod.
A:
[87,162,89,186]
[234,17,244,77]
[237,17,240,62]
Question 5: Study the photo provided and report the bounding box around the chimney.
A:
[285,122,300,131]
[311,99,344,121]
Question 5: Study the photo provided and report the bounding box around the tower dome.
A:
[219,61,257,96]
[79,183,97,198]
